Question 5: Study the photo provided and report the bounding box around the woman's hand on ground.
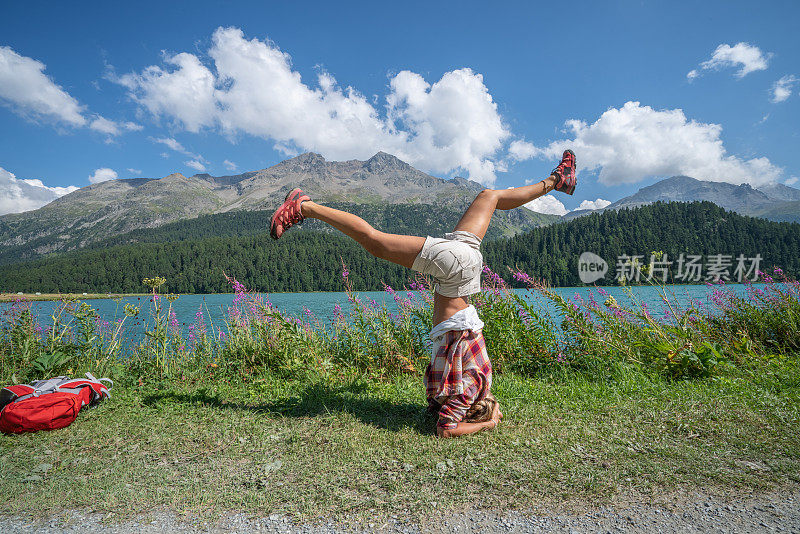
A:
[490,402,502,429]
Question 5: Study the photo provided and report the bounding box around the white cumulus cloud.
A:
[688,42,771,81]
[786,176,798,186]
[0,166,78,215]
[524,195,567,216]
[185,160,207,172]
[508,140,540,161]
[149,136,205,161]
[511,101,782,187]
[577,198,611,211]
[0,46,139,137]
[89,117,143,135]
[127,168,142,175]
[772,75,798,103]
[116,27,509,185]
[0,46,86,126]
[223,159,238,171]
[118,52,218,133]
[88,116,142,135]
[88,167,118,184]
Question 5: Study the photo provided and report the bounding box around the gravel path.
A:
[2,490,799,533]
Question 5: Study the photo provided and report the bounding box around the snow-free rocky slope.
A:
[0,152,556,262]
[562,175,800,223]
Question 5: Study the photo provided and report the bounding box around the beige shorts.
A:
[411,230,483,298]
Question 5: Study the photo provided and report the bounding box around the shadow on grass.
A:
[142,382,434,434]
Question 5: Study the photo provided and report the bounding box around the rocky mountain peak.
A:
[271,152,327,174]
[292,152,325,164]
[365,151,408,173]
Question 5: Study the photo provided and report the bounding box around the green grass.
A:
[2,361,798,523]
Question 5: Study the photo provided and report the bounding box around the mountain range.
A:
[563,175,800,223]
[0,152,556,262]
[2,152,798,266]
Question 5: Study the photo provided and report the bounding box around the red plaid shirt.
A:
[424,329,492,429]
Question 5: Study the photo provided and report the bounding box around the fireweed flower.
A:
[512,270,535,285]
[482,265,504,286]
[383,283,409,308]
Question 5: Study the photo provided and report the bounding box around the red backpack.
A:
[0,373,112,434]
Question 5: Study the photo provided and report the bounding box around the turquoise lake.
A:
[1,283,764,346]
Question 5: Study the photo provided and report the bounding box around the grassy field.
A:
[1,267,799,522]
[1,363,798,523]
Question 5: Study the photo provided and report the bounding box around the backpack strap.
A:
[57,373,113,403]
[29,376,70,395]
[85,372,113,391]
[6,377,70,404]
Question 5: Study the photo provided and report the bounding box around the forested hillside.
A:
[484,202,800,286]
[0,202,557,265]
[1,202,797,293]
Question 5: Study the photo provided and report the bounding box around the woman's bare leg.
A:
[453,175,559,240]
[301,201,424,269]
[428,174,559,325]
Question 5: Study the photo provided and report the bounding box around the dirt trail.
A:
[2,490,799,533]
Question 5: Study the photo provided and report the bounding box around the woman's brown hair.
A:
[462,393,497,424]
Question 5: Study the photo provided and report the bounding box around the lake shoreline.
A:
[0,281,743,302]
[0,293,148,302]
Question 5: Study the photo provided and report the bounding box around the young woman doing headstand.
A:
[270,150,577,437]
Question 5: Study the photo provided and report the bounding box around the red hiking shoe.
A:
[551,149,577,195]
[270,188,310,240]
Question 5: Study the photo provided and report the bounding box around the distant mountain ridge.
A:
[562,175,800,223]
[0,152,556,262]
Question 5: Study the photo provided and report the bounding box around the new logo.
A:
[578,252,608,284]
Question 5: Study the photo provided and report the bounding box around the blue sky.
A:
[1,0,798,216]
